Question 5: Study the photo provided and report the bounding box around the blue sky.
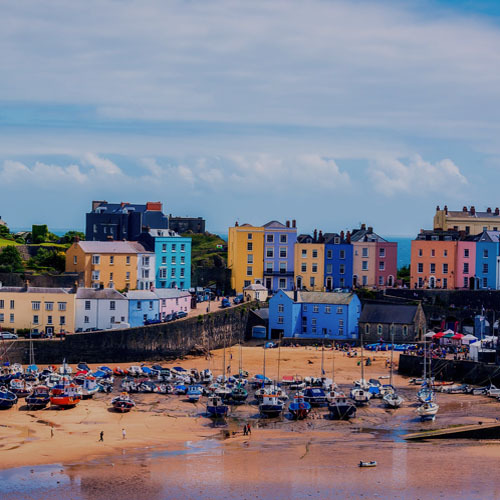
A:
[1,0,500,236]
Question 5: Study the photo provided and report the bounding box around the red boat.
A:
[111,392,135,412]
[50,383,81,408]
[113,366,126,376]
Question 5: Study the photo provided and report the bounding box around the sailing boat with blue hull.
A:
[0,385,17,409]
[26,385,51,410]
[289,394,311,420]
[416,337,439,420]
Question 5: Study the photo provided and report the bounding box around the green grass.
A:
[0,238,20,247]
[183,233,227,266]
[29,243,70,249]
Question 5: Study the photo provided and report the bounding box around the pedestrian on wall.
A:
[99,431,104,442]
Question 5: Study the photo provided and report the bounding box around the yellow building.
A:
[228,223,265,293]
[294,236,325,291]
[0,284,76,335]
[66,241,143,290]
[434,205,500,234]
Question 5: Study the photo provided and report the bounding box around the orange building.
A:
[410,231,459,289]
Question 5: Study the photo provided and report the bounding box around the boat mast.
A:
[390,323,394,387]
[331,342,335,386]
[320,341,325,379]
[222,330,226,382]
[277,332,282,384]
[423,337,427,382]
[360,330,365,382]
[263,343,266,381]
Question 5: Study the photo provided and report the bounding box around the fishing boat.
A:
[111,392,136,412]
[416,401,439,421]
[231,383,248,403]
[26,385,51,410]
[200,369,213,384]
[50,383,81,408]
[81,376,99,399]
[126,366,142,377]
[58,360,72,376]
[113,366,126,376]
[303,387,328,406]
[187,385,203,402]
[206,395,228,417]
[383,393,404,409]
[259,394,284,418]
[288,394,311,420]
[328,395,357,420]
[350,387,372,406]
[9,378,32,398]
[359,461,377,468]
[383,327,404,409]
[0,385,17,409]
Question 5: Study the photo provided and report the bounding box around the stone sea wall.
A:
[3,305,250,364]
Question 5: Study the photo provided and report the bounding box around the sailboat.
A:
[350,332,371,405]
[383,326,405,409]
[259,393,284,418]
[416,337,439,420]
[288,393,311,420]
[231,337,248,403]
[328,344,357,419]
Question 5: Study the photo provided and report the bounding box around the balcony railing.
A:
[264,271,294,277]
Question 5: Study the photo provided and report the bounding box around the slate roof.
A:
[244,284,268,291]
[153,289,191,299]
[76,241,148,254]
[126,290,159,300]
[0,287,73,294]
[76,288,127,300]
[475,231,500,243]
[148,229,180,238]
[446,210,500,218]
[350,229,387,243]
[283,291,357,305]
[251,308,269,321]
[263,220,288,229]
[359,303,419,324]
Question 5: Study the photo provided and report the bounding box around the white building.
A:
[75,288,128,332]
[137,250,155,290]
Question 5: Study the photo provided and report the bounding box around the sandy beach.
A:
[1,346,500,499]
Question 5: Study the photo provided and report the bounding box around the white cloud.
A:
[369,155,468,196]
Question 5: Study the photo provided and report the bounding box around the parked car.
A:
[144,318,162,326]
[221,298,231,308]
[0,332,18,339]
[233,294,244,305]
[175,310,188,319]
[163,314,174,322]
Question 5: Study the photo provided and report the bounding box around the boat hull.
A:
[26,396,50,410]
[112,402,134,412]
[207,406,228,417]
[328,402,356,420]
[259,404,283,418]
[50,396,81,408]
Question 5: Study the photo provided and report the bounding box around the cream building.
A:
[434,205,500,235]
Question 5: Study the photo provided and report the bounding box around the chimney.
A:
[293,289,298,302]
[235,221,239,227]
[292,220,296,228]
[340,230,345,240]
[444,205,448,214]
[286,220,290,228]
[367,226,373,234]
[470,206,476,216]
[496,208,499,216]
[346,231,351,244]
[72,281,78,294]
[318,230,323,242]
[436,205,440,211]
[313,229,318,242]
[361,223,366,230]
[24,280,30,291]
[75,235,80,243]
[92,200,106,211]
[463,206,467,212]
[487,207,492,213]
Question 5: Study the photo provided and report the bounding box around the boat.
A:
[113,366,126,376]
[350,387,371,406]
[9,378,32,398]
[416,401,439,421]
[259,394,284,418]
[58,360,72,376]
[328,395,357,420]
[50,383,81,408]
[26,385,51,410]
[359,461,377,468]
[383,393,404,409]
[81,376,99,399]
[126,366,142,377]
[231,384,248,403]
[187,385,203,402]
[111,392,136,412]
[303,387,328,406]
[0,385,18,409]
[417,385,435,403]
[200,369,213,384]
[486,385,500,398]
[206,395,228,417]
[288,394,311,420]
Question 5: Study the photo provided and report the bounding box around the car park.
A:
[175,310,188,319]
[0,332,18,339]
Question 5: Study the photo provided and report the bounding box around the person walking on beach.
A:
[243,425,247,436]
[99,431,104,442]
[246,423,251,435]
[50,427,54,439]
[122,428,126,440]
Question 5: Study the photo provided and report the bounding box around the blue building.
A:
[474,231,499,290]
[139,229,192,290]
[323,232,353,290]
[263,220,297,293]
[268,290,361,341]
[126,290,160,327]
[85,200,169,241]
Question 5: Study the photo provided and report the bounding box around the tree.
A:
[398,265,410,286]
[0,246,24,273]
[27,248,66,273]
[61,231,85,244]
[0,224,10,237]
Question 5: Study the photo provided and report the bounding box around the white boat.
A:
[350,387,371,406]
[416,401,439,421]
[353,379,371,390]
[486,385,500,397]
[58,361,72,376]
[383,393,404,409]
[417,386,435,403]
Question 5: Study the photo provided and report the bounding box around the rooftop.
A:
[0,286,73,294]
[126,290,159,300]
[76,288,127,300]
[283,291,357,305]
[75,241,149,254]
[153,289,191,299]
[359,303,419,324]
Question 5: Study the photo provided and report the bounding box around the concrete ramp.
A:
[404,422,500,440]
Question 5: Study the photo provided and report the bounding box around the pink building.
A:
[375,241,398,288]
[455,240,476,289]
[154,289,192,320]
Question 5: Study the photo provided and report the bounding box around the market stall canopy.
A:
[452,333,464,340]
[433,332,445,339]
[424,331,435,338]
[444,329,455,335]
[444,333,455,338]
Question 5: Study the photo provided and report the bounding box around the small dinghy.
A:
[350,387,371,406]
[111,392,136,412]
[383,393,404,409]
[416,401,439,421]
[26,385,51,410]
[359,461,377,468]
[0,385,18,409]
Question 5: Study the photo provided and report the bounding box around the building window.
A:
[431,249,435,257]
[149,301,153,309]
[247,242,253,251]
[377,324,383,335]
[247,266,253,276]
[301,263,307,272]
[265,263,273,273]
[312,264,318,273]
[418,277,423,288]
[464,249,469,258]
[278,316,284,324]
[443,250,448,257]
[443,278,448,289]
[33,315,39,324]
[172,244,177,252]
[10,300,14,309]
[180,268,185,278]
[310,277,315,287]
[365,324,369,335]
[403,325,408,336]
[47,315,53,325]
[181,244,185,252]
[92,271,100,281]
[126,256,130,265]
[58,302,66,312]
[442,263,448,274]
[110,256,114,265]
[32,301,41,311]
[161,256,167,265]
[244,280,251,288]
[279,247,287,258]
[171,268,176,277]
[137,301,142,310]
[73,256,77,265]
[463,263,469,274]
[483,263,489,274]
[303,305,307,311]
[340,250,345,259]
[326,264,332,274]
[110,316,115,323]
[484,249,489,258]
[463,277,468,288]
[278,304,284,312]
[340,278,345,287]
[362,275,367,286]
[110,301,116,310]
[109,272,113,282]
[159,268,167,279]
[378,276,384,286]
[45,302,53,311]
[248,233,253,240]
[418,249,423,257]
[0,300,3,309]
[339,319,344,327]
[301,249,307,258]
[280,234,287,243]
[337,307,343,314]
[483,277,488,288]
[162,244,167,252]
[362,248,368,257]
[171,256,176,265]
[84,316,89,324]
[339,264,345,275]
[279,262,286,273]
[92,255,100,265]
[279,278,286,288]
[267,234,274,243]
[312,249,318,258]
[379,248,385,257]
[247,254,253,264]
[0,314,3,322]
[9,314,14,323]
[266,248,274,258]
[418,263,423,273]
[430,263,436,274]
[313,305,319,313]
[379,261,385,271]
[143,314,148,322]
[362,261,368,271]
[85,301,91,310]
[325,306,331,314]
[327,250,333,259]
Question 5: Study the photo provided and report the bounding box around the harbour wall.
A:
[2,305,250,364]
[398,354,500,386]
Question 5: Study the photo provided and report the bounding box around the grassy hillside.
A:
[0,238,20,247]
[184,233,227,268]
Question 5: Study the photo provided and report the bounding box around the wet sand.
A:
[1,346,500,499]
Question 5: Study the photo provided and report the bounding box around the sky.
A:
[1,0,500,236]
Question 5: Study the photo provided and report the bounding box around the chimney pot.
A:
[313,229,318,242]
[340,230,345,240]
[470,206,476,216]
[444,205,448,214]
[487,207,492,213]
[496,208,499,216]
[286,220,290,227]
[361,223,366,230]
[292,219,296,228]
[368,226,373,234]
[463,206,467,212]
[436,205,440,211]
[346,231,351,244]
